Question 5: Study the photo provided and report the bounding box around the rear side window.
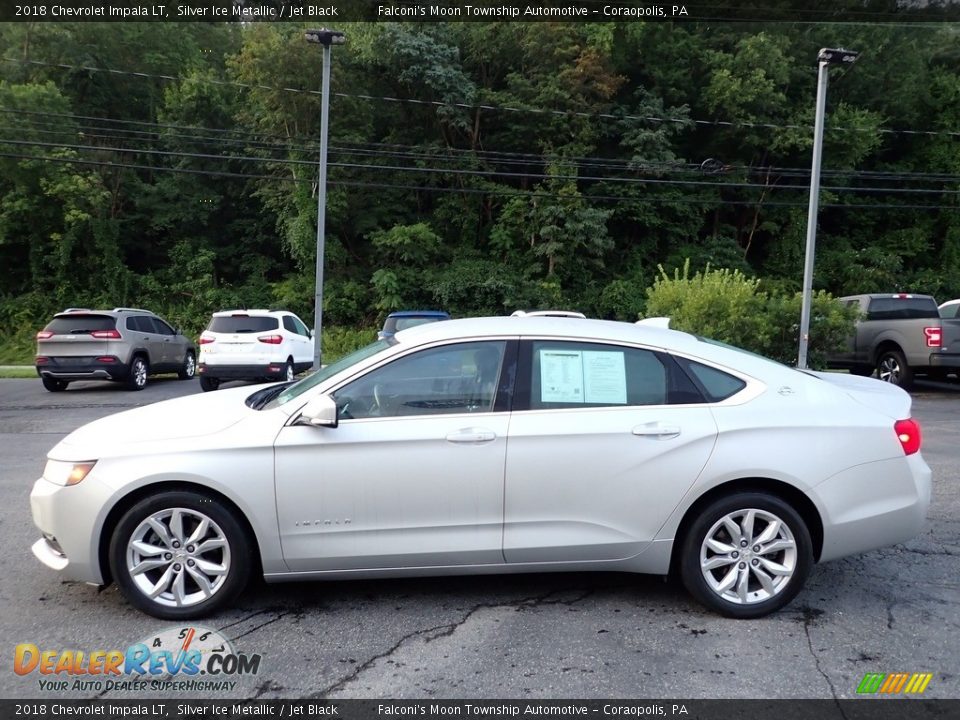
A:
[866,297,939,320]
[207,316,279,333]
[676,358,746,402]
[521,341,703,410]
[45,314,116,334]
[282,316,297,334]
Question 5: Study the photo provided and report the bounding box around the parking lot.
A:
[1,376,958,700]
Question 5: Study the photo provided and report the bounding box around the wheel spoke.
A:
[753,519,781,546]
[148,565,175,598]
[186,566,214,598]
[702,555,737,571]
[130,557,170,576]
[758,557,792,576]
[739,509,756,544]
[196,537,226,554]
[722,517,742,544]
[751,565,776,595]
[186,517,210,546]
[147,518,173,548]
[706,537,736,555]
[169,509,186,544]
[736,566,750,603]
[758,538,795,556]
[172,568,187,606]
[716,564,739,593]
[194,558,228,576]
[131,540,166,557]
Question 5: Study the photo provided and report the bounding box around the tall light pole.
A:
[797,47,859,369]
[304,28,345,371]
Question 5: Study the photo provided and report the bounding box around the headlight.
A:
[43,460,97,486]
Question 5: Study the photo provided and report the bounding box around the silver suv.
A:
[35,308,197,392]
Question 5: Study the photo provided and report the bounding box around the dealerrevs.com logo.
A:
[14,626,260,693]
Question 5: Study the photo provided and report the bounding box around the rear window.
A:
[44,314,116,334]
[207,315,279,333]
[866,297,939,320]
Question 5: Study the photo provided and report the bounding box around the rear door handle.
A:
[446,428,496,444]
[632,423,681,439]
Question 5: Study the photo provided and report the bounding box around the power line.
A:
[6,56,960,138]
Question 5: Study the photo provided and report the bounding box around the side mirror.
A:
[295,394,338,428]
[309,329,315,339]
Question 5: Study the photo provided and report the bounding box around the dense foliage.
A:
[0,19,958,362]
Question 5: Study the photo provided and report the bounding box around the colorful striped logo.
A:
[857,672,933,694]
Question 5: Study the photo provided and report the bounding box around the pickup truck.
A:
[827,293,960,388]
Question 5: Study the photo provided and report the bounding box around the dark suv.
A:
[377,311,450,341]
[35,308,197,392]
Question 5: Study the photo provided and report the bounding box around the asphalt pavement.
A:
[0,376,957,700]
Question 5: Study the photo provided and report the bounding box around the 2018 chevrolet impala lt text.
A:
[29,316,931,619]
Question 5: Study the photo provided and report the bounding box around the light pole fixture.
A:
[304,27,345,371]
[797,47,859,370]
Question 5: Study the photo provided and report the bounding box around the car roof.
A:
[840,293,935,301]
[212,309,288,317]
[393,315,702,351]
[386,310,449,318]
[54,308,154,318]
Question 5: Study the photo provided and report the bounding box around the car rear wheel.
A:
[178,351,196,380]
[108,490,252,619]
[41,377,68,392]
[680,493,813,618]
[127,356,148,391]
[199,376,219,392]
[876,349,912,389]
[284,360,295,382]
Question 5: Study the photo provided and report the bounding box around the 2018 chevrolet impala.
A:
[29,316,931,619]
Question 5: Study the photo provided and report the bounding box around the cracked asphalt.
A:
[1,376,957,700]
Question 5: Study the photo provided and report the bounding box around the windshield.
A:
[266,339,392,409]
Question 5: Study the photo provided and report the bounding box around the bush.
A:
[321,327,377,364]
[644,261,855,368]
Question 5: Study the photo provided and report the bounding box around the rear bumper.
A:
[928,353,960,369]
[36,356,129,381]
[198,362,286,380]
[815,453,931,562]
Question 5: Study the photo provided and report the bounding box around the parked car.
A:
[35,308,196,392]
[377,310,450,340]
[30,316,930,619]
[196,309,314,392]
[827,293,960,388]
[939,298,960,319]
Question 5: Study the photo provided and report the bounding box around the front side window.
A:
[520,341,704,410]
[333,341,507,420]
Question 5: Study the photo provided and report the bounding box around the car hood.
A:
[807,371,912,419]
[50,386,257,459]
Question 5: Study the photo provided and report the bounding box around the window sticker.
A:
[582,351,627,404]
[540,350,584,403]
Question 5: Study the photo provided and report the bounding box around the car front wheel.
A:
[109,490,252,619]
[680,493,813,618]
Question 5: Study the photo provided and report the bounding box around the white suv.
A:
[197,309,314,391]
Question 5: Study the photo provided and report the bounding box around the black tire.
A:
[108,490,253,619]
[849,365,873,377]
[876,349,913,389]
[199,376,219,392]
[680,492,813,619]
[283,359,295,383]
[41,377,68,392]
[178,351,196,380]
[126,356,149,391]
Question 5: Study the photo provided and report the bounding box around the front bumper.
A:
[30,475,111,584]
[816,453,932,562]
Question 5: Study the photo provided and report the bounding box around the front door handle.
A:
[446,428,496,444]
[632,423,681,439]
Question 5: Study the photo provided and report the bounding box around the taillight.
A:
[924,327,941,348]
[36,357,49,365]
[257,335,283,344]
[199,335,215,345]
[894,418,922,455]
[37,331,53,340]
[90,329,121,339]
[95,357,116,363]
